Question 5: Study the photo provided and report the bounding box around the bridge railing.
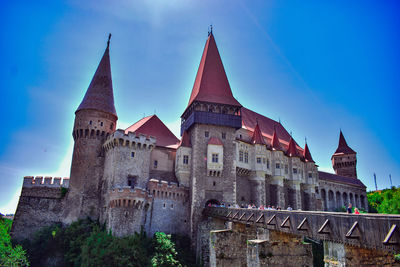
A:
[203,207,400,253]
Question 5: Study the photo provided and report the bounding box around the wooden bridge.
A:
[203,207,400,254]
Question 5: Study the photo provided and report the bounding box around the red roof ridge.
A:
[208,137,223,146]
[184,32,241,115]
[303,142,315,163]
[125,115,179,148]
[286,137,301,158]
[251,121,266,145]
[179,131,191,148]
[76,36,117,118]
[333,130,356,156]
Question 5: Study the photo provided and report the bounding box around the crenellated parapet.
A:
[23,176,70,188]
[108,186,153,209]
[148,179,189,202]
[103,129,156,152]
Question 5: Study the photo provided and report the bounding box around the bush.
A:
[368,187,400,214]
[0,217,29,266]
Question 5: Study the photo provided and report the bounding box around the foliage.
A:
[151,232,181,267]
[60,187,68,198]
[368,187,400,214]
[0,217,29,266]
[18,219,195,267]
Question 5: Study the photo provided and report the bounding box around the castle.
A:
[11,32,367,251]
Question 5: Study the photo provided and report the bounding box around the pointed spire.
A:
[303,142,315,163]
[251,121,266,145]
[184,31,241,113]
[334,130,356,155]
[179,131,191,147]
[76,34,117,118]
[286,137,301,158]
[271,127,283,151]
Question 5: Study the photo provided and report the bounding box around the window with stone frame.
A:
[257,157,261,164]
[244,152,249,163]
[222,132,226,139]
[239,151,244,162]
[293,168,298,174]
[205,131,209,138]
[183,155,189,164]
[154,160,158,168]
[308,172,312,178]
[276,163,280,169]
[127,176,137,189]
[212,153,219,163]
[131,152,135,158]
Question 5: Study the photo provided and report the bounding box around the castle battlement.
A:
[148,179,189,202]
[109,186,153,209]
[23,176,70,188]
[103,129,156,151]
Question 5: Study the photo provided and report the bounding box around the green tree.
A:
[0,217,29,266]
[368,187,400,214]
[151,232,181,267]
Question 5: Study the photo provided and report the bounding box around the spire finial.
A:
[305,137,307,144]
[107,33,112,49]
[208,25,213,36]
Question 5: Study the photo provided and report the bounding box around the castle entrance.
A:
[205,199,221,207]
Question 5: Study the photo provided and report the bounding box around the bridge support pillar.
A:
[324,241,399,266]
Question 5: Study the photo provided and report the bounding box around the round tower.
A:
[64,34,118,222]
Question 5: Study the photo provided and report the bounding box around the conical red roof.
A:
[76,38,117,117]
[333,130,356,155]
[303,143,314,162]
[251,122,266,145]
[125,115,179,148]
[271,128,283,151]
[184,33,241,112]
[286,137,301,158]
[179,131,191,147]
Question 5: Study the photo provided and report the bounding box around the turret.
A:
[64,34,118,222]
[331,130,357,179]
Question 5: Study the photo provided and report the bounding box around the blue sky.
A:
[1,0,399,213]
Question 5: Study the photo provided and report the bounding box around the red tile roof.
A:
[125,115,179,148]
[208,137,223,146]
[179,131,191,147]
[318,171,366,188]
[251,122,266,145]
[303,143,315,163]
[241,107,303,154]
[184,33,241,113]
[286,137,301,158]
[76,41,117,118]
[333,130,356,156]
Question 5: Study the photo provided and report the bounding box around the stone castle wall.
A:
[11,176,69,241]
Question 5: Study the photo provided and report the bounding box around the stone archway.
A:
[336,191,342,210]
[205,199,221,207]
[328,190,334,211]
[321,189,327,211]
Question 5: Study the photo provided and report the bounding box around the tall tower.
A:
[181,31,242,242]
[331,130,357,178]
[64,35,118,222]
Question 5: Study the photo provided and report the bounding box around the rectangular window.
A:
[127,176,136,189]
[308,172,312,178]
[257,157,261,164]
[285,165,288,174]
[154,160,158,168]
[183,155,189,164]
[131,152,135,158]
[100,122,103,126]
[239,151,244,162]
[276,163,280,169]
[222,132,226,139]
[244,152,249,163]
[293,168,298,174]
[212,153,219,163]
[267,159,270,169]
[205,131,209,138]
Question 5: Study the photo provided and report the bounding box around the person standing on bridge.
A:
[347,203,352,214]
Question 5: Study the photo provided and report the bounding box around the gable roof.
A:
[208,137,223,146]
[251,122,266,145]
[125,115,179,148]
[318,171,366,188]
[333,130,356,156]
[76,38,117,118]
[184,32,241,114]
